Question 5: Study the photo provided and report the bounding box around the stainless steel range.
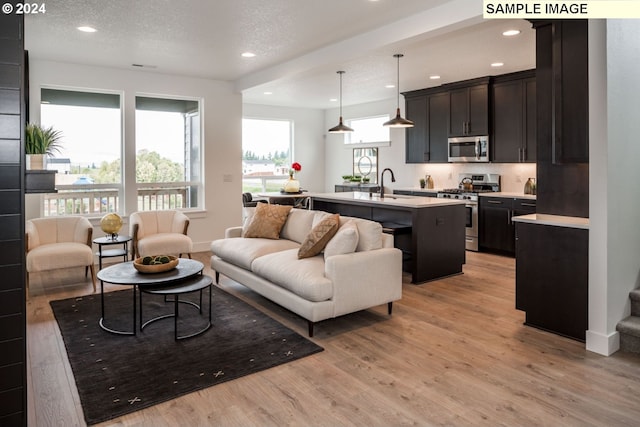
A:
[437,173,500,251]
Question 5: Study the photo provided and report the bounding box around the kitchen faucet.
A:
[380,168,396,198]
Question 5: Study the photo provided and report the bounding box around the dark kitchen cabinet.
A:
[405,89,449,163]
[479,196,536,255]
[533,19,589,218]
[492,70,536,163]
[334,184,380,193]
[448,78,490,137]
[393,190,438,198]
[515,222,588,341]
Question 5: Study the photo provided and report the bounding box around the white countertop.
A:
[311,191,466,208]
[393,187,443,193]
[479,192,536,200]
[512,213,589,229]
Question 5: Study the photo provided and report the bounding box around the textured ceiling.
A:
[25,0,535,109]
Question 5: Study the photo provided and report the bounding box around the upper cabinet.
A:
[447,78,490,137]
[405,88,449,163]
[492,70,537,163]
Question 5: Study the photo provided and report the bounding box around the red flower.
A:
[291,162,302,172]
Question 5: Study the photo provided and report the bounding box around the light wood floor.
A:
[27,251,640,427]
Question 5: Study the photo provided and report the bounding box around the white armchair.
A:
[25,216,97,294]
[129,210,193,259]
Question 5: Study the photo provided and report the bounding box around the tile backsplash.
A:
[410,163,536,193]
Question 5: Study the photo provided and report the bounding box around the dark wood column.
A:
[0,5,26,426]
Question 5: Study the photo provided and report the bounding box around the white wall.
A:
[27,60,243,252]
[324,98,535,193]
[587,20,640,356]
[243,104,325,192]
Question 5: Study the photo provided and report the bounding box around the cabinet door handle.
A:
[523,147,527,161]
[520,202,536,207]
[487,200,503,204]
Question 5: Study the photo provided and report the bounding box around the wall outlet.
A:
[448,172,453,180]
[516,175,522,183]
[223,174,233,182]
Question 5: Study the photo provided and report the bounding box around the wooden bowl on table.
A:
[133,255,179,273]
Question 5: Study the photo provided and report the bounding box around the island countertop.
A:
[310,191,466,209]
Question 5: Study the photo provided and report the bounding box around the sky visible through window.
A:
[242,118,291,159]
[41,104,121,168]
[41,105,186,169]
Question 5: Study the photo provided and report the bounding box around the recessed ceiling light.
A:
[329,98,338,102]
[491,62,504,67]
[77,26,97,33]
[429,75,441,80]
[385,84,395,89]
[241,52,256,58]
[502,29,521,37]
[263,91,272,95]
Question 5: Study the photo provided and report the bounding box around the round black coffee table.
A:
[97,258,205,335]
[139,274,213,340]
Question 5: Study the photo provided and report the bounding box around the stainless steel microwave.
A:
[448,136,489,162]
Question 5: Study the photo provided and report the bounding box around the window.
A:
[40,90,203,216]
[135,96,201,210]
[242,118,292,193]
[345,115,391,146]
[40,88,122,216]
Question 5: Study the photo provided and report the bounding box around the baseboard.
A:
[586,330,620,356]
[193,241,212,253]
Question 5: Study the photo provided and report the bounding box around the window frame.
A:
[344,114,391,147]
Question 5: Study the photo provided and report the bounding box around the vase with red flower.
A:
[284,162,302,193]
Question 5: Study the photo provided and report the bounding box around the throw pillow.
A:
[242,203,293,239]
[298,213,340,259]
[324,220,359,260]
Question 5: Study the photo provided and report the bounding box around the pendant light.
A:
[383,54,414,128]
[328,71,354,133]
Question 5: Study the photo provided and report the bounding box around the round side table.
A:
[93,235,132,270]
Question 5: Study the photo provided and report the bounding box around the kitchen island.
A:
[310,192,466,284]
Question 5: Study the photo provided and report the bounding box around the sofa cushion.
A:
[251,249,333,302]
[280,208,316,243]
[242,203,292,239]
[298,214,340,259]
[340,217,382,252]
[211,237,300,271]
[324,220,359,260]
[26,243,94,272]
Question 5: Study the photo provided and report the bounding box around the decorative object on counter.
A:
[362,176,370,183]
[283,162,302,193]
[100,212,123,240]
[460,177,473,191]
[524,177,536,195]
[25,122,63,170]
[353,147,378,184]
[383,54,414,128]
[342,174,353,183]
[328,71,354,133]
[419,178,426,189]
[426,174,434,189]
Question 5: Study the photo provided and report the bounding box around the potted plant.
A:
[25,123,63,170]
[419,178,426,189]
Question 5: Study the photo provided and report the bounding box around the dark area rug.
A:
[50,284,323,425]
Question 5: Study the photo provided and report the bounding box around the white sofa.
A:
[210,208,403,336]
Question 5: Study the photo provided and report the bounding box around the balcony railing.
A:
[43,183,193,216]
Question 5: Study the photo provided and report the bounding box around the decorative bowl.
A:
[133,255,179,273]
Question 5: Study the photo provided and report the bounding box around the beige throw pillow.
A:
[298,213,340,259]
[242,203,293,239]
[324,220,359,260]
